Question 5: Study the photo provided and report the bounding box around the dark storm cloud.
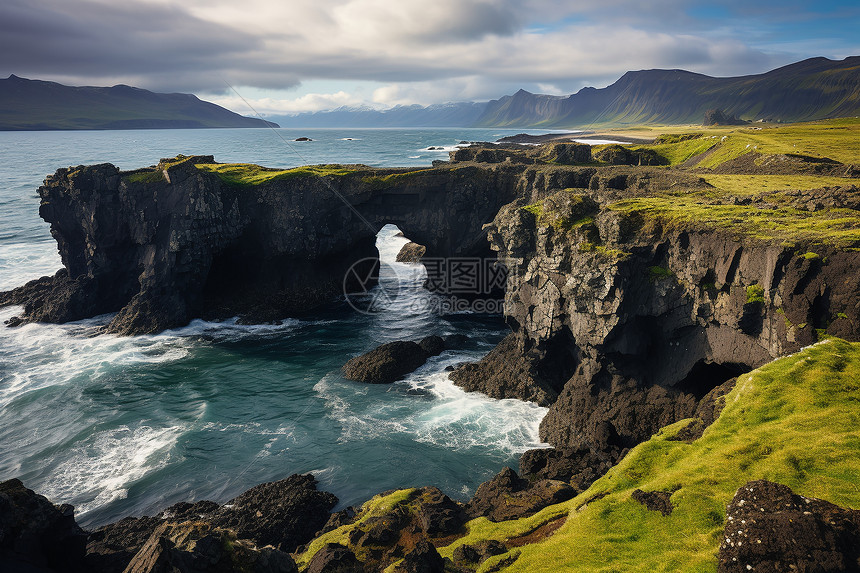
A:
[0,0,283,90]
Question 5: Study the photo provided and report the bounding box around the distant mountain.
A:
[0,75,277,130]
[272,101,487,128]
[474,56,860,127]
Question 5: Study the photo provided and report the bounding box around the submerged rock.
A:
[718,480,860,573]
[342,341,429,383]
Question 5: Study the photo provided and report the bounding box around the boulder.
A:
[718,480,860,573]
[0,478,87,572]
[210,474,337,553]
[417,336,445,357]
[123,521,296,573]
[465,467,574,522]
[449,333,560,406]
[391,541,444,573]
[452,540,507,568]
[342,341,429,383]
[519,445,623,493]
[87,474,336,571]
[395,242,426,263]
[307,544,363,573]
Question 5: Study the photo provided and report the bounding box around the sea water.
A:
[0,127,555,528]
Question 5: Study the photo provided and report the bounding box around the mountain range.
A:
[3,56,859,131]
[0,75,277,130]
[275,56,860,128]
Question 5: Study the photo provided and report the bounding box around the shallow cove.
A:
[0,224,548,528]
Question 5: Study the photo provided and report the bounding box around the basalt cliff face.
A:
[0,155,519,334]
[482,183,860,453]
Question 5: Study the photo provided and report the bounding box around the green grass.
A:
[746,284,765,304]
[648,265,675,281]
[628,137,717,165]
[606,118,860,169]
[608,193,860,248]
[294,488,418,569]
[701,174,856,195]
[521,191,598,232]
[195,163,356,186]
[438,338,860,572]
[123,170,163,184]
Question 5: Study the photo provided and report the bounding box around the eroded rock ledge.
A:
[0,155,520,334]
[479,181,860,456]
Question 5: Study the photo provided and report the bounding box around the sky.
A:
[2,0,858,117]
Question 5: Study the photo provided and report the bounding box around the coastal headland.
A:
[2,118,860,572]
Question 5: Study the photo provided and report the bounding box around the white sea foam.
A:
[0,241,61,291]
[41,424,182,515]
[319,361,549,456]
[404,371,549,456]
[0,308,306,408]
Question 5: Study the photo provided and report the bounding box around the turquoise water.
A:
[0,128,552,528]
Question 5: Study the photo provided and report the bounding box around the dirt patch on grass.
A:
[506,516,567,548]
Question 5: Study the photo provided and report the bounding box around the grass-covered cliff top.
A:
[298,339,860,572]
[465,337,860,572]
[195,163,359,185]
[595,117,860,168]
[607,186,860,248]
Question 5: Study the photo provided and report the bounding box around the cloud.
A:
[2,0,855,110]
[207,90,370,115]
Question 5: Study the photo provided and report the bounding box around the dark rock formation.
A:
[342,341,430,383]
[417,335,445,357]
[703,108,747,126]
[322,487,463,572]
[391,541,445,573]
[519,445,623,493]
[211,475,337,553]
[123,521,297,573]
[395,242,427,262]
[484,182,860,453]
[450,142,591,166]
[631,489,674,516]
[718,480,860,573]
[593,144,667,166]
[306,544,363,573]
[1,155,520,334]
[449,333,560,406]
[465,467,574,522]
[452,540,507,568]
[0,478,88,572]
[86,474,336,572]
[316,507,358,537]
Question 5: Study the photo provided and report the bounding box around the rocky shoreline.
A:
[3,131,860,571]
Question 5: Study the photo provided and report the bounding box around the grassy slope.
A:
[616,118,860,167]
[437,338,860,573]
[602,120,860,248]
[194,163,357,185]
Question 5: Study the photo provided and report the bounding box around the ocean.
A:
[0,127,555,528]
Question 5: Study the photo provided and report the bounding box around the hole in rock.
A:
[535,325,578,392]
[675,360,751,400]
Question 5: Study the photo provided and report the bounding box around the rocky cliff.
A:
[0,155,520,334]
[474,163,860,456]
